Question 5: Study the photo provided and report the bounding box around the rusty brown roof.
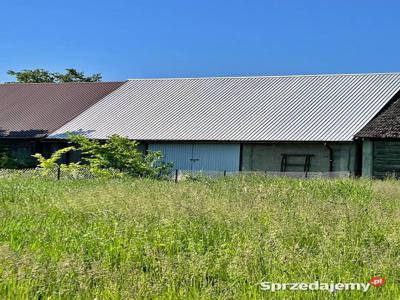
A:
[0,82,124,138]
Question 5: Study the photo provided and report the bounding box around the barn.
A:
[0,82,124,167]
[356,95,400,177]
[48,73,400,177]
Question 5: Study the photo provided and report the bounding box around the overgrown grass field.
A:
[0,176,399,299]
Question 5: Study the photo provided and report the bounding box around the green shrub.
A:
[0,152,18,168]
[67,133,172,178]
[32,146,76,176]
[32,134,172,179]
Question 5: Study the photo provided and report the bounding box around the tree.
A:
[7,68,102,83]
[7,69,54,83]
[53,68,102,82]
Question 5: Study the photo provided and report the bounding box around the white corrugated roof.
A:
[49,73,400,141]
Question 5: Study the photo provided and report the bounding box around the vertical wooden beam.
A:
[238,143,243,171]
[361,139,373,177]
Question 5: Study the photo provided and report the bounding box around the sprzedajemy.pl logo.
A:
[260,277,385,293]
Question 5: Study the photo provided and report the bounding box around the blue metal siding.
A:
[149,143,240,171]
[149,144,193,170]
[192,144,240,171]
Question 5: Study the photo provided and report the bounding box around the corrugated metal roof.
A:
[48,73,400,142]
[0,82,125,138]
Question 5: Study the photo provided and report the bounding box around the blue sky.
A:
[0,0,399,82]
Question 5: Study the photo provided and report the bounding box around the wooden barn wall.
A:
[0,140,84,168]
[0,140,39,168]
[371,140,400,178]
[241,142,357,173]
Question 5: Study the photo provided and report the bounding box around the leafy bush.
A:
[68,133,172,178]
[0,151,34,169]
[32,134,171,179]
[67,133,172,178]
[32,146,76,176]
[0,152,18,169]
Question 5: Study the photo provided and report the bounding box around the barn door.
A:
[149,143,240,172]
[192,144,240,171]
[148,143,193,170]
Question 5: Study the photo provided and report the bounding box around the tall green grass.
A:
[0,176,399,299]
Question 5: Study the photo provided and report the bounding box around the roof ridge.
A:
[0,81,126,85]
[128,72,400,81]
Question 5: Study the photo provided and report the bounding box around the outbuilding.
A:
[356,96,400,178]
[48,73,400,177]
[0,81,124,167]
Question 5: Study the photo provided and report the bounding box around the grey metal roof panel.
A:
[48,73,400,141]
[0,82,125,138]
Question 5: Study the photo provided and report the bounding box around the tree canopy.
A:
[7,68,102,83]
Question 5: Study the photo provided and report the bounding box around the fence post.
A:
[175,169,179,183]
[57,166,61,180]
[223,170,227,177]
